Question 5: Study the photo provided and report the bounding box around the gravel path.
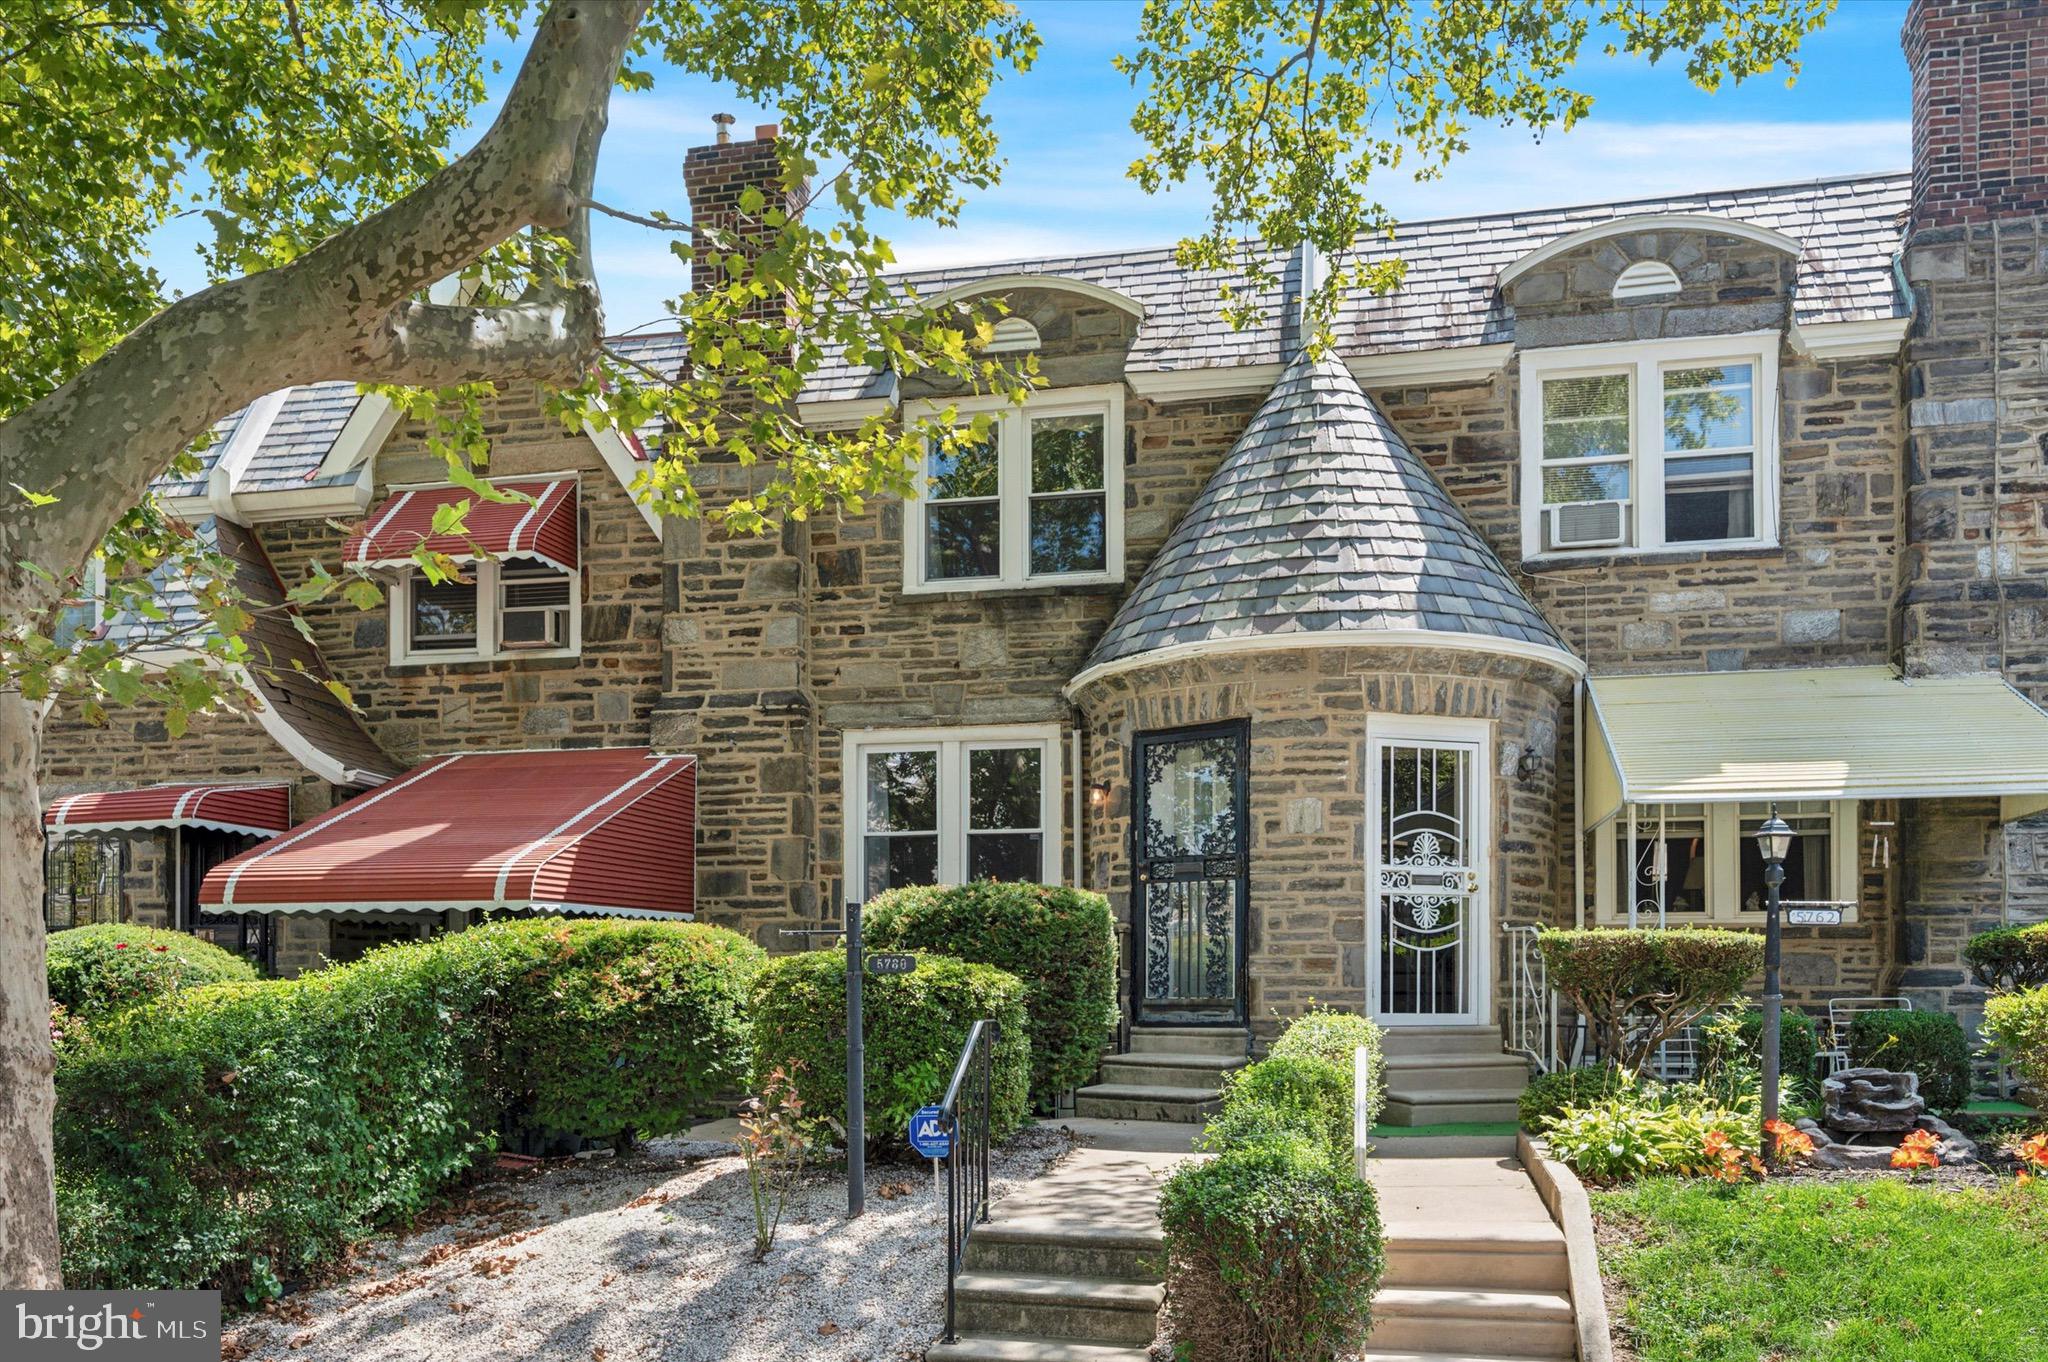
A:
[225,1125,1078,1362]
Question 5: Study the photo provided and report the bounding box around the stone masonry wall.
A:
[1073,647,1572,1044]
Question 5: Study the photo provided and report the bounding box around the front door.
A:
[1368,720,1490,1025]
[1132,722,1249,1026]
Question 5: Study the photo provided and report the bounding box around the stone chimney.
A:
[1904,0,2048,231]
[1896,0,2048,681]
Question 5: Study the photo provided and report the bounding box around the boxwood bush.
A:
[1159,1131,1384,1362]
[1966,923,2048,993]
[1202,1055,1353,1162]
[1984,984,2048,1099]
[1848,1008,1973,1113]
[863,882,1116,1109]
[47,924,259,1020]
[749,949,1030,1151]
[54,918,761,1301]
[1265,1007,1384,1131]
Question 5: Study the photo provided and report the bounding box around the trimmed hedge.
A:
[749,949,1030,1151]
[1847,1009,1972,1113]
[1966,923,2048,993]
[54,919,761,1301]
[1266,1007,1384,1132]
[1703,1006,1822,1101]
[1159,1132,1384,1362]
[1984,984,2048,1099]
[1539,928,1763,1075]
[1519,1064,1629,1130]
[47,924,259,1020]
[1203,1055,1353,1161]
[864,881,1116,1108]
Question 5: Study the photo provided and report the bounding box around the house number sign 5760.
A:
[867,952,918,976]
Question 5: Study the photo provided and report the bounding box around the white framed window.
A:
[842,724,1064,900]
[389,559,581,665]
[51,558,106,647]
[1519,332,1778,560]
[902,385,1125,593]
[1594,799,1859,925]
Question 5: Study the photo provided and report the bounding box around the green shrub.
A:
[749,949,1030,1151]
[434,919,764,1140]
[1519,1064,1629,1130]
[1700,1006,1821,1101]
[1966,923,2048,993]
[1985,985,2048,1098]
[1266,1007,1384,1131]
[864,881,1116,1109]
[53,918,762,1301]
[1541,1087,1760,1184]
[46,924,259,1020]
[1538,928,1763,1075]
[1847,1009,1972,1113]
[1159,1131,1384,1362]
[1202,1054,1353,1162]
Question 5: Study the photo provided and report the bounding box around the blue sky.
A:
[152,1,1915,334]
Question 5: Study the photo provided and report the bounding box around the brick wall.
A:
[1904,0,2048,231]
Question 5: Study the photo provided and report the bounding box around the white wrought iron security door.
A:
[1368,721,1489,1025]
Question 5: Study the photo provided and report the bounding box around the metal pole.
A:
[846,898,864,1219]
[1761,809,1785,1160]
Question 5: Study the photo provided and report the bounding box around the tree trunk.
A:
[0,684,59,1288]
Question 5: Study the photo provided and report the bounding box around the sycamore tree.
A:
[0,0,1830,1286]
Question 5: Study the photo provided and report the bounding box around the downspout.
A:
[1992,219,2013,926]
[1572,678,1586,929]
[1068,713,1084,887]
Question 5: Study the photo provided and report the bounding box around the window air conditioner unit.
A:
[500,607,565,649]
[1547,499,1628,549]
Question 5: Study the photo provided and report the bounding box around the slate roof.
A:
[800,170,1910,402]
[1077,353,1573,682]
[239,382,364,492]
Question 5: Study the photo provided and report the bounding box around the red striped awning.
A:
[343,479,579,573]
[200,748,695,918]
[45,783,291,839]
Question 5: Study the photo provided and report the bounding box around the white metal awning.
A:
[1584,665,2048,827]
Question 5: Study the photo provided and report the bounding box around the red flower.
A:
[112,941,128,950]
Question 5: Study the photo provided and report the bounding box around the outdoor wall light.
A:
[1515,749,1543,782]
[1088,782,1111,807]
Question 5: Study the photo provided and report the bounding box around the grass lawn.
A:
[1592,1178,2048,1362]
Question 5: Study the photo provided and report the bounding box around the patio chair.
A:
[1822,996,1914,1076]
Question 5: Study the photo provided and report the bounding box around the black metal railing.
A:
[940,1019,996,1344]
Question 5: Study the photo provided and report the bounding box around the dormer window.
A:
[1519,333,1778,560]
[904,385,1125,593]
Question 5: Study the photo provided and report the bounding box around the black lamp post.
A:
[1754,807,1795,1156]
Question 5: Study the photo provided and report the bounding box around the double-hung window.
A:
[391,560,580,663]
[904,386,1124,592]
[844,725,1063,899]
[1593,799,1858,924]
[1520,333,1777,559]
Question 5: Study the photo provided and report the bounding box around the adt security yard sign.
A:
[909,1105,952,1160]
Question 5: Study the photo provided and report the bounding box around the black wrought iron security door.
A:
[1132,722,1249,1025]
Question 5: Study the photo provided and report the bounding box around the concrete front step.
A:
[1124,1025,1249,1058]
[1381,1222,1568,1292]
[965,1215,1163,1280]
[1367,1287,1576,1360]
[1073,1083,1221,1123]
[1097,1052,1245,1090]
[1383,1053,1531,1096]
[1380,1094,1521,1126]
[927,1338,1151,1362]
[951,1272,1164,1346]
[1378,1025,1507,1060]
[1369,1133,1518,1159]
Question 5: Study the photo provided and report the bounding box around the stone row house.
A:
[38,0,2048,1083]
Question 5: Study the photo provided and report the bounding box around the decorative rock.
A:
[1822,1067,1924,1134]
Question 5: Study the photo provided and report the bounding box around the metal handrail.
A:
[1504,925,1560,1073]
[939,1019,996,1345]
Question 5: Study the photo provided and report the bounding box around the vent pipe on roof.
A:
[1284,239,1324,360]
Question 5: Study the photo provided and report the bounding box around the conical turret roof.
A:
[1075,354,1574,686]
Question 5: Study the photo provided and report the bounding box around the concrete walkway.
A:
[927,1121,1196,1362]
[1366,1154,1575,1362]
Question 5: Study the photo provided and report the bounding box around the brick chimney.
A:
[1904,0,2048,230]
[681,118,807,324]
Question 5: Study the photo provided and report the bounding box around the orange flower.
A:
[1766,1118,1816,1162]
[2017,1134,2048,1176]
[1892,1131,1940,1176]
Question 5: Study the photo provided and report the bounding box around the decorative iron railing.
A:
[940,1019,997,1344]
[1504,925,1562,1073]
